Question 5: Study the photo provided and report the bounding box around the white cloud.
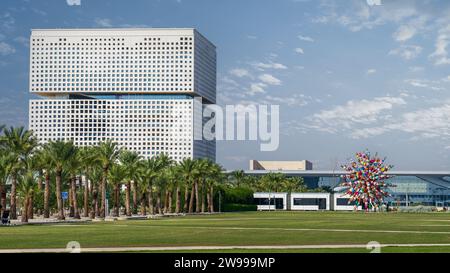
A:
[264,94,309,106]
[66,0,81,5]
[0,42,15,55]
[366,68,377,75]
[404,79,442,90]
[430,25,450,65]
[94,18,113,27]
[238,94,311,107]
[251,62,287,71]
[393,25,416,41]
[229,68,250,78]
[389,45,422,60]
[313,1,417,32]
[311,96,406,132]
[246,35,257,39]
[248,83,267,95]
[258,74,281,85]
[294,47,304,54]
[298,35,314,42]
[335,100,450,140]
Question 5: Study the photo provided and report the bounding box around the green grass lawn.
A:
[1,211,450,253]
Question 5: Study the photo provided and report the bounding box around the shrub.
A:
[223,203,257,212]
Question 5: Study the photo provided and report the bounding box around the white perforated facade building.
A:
[29,28,216,162]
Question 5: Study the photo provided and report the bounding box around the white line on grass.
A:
[133,225,450,234]
[2,243,450,253]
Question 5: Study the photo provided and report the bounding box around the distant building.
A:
[231,170,450,207]
[249,160,313,171]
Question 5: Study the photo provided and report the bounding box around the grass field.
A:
[1,211,450,253]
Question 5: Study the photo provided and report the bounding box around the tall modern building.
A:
[28,28,216,162]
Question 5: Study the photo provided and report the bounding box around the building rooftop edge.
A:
[31,28,197,31]
[30,28,216,48]
[226,170,450,176]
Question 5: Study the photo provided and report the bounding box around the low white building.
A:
[332,193,362,211]
[253,192,289,211]
[290,193,330,211]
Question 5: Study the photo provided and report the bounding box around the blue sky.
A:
[1,0,450,170]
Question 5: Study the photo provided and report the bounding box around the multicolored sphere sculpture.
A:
[340,150,394,211]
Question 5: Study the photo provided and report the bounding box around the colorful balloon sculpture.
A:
[340,150,394,211]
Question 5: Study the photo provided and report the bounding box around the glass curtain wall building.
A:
[239,170,450,207]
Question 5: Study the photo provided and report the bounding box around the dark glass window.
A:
[254,198,283,206]
[337,198,357,206]
[293,198,326,206]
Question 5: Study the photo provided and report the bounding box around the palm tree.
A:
[1,127,37,219]
[171,165,183,214]
[86,165,102,219]
[154,154,172,215]
[178,158,196,213]
[230,170,246,188]
[259,172,285,210]
[78,146,99,218]
[282,177,306,193]
[95,140,121,218]
[119,150,141,216]
[190,159,209,213]
[0,151,12,216]
[207,162,224,213]
[17,171,37,223]
[66,147,81,219]
[45,140,77,220]
[196,159,211,213]
[108,163,127,217]
[135,175,147,216]
[35,146,53,218]
[165,165,180,214]
[138,157,159,215]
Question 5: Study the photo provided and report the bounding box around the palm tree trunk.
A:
[189,183,195,213]
[90,188,97,219]
[168,190,173,213]
[71,177,80,219]
[156,191,162,215]
[95,186,100,217]
[132,181,138,214]
[140,193,147,216]
[55,170,65,220]
[10,174,17,220]
[100,168,107,218]
[21,197,29,223]
[69,184,74,217]
[183,184,189,213]
[195,180,200,213]
[175,186,181,214]
[36,177,42,216]
[27,194,34,219]
[148,182,154,215]
[44,173,50,218]
[37,177,42,191]
[114,184,119,217]
[0,184,6,216]
[201,181,206,213]
[210,185,214,213]
[125,181,131,216]
[206,184,211,213]
[163,190,169,213]
[83,177,89,218]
